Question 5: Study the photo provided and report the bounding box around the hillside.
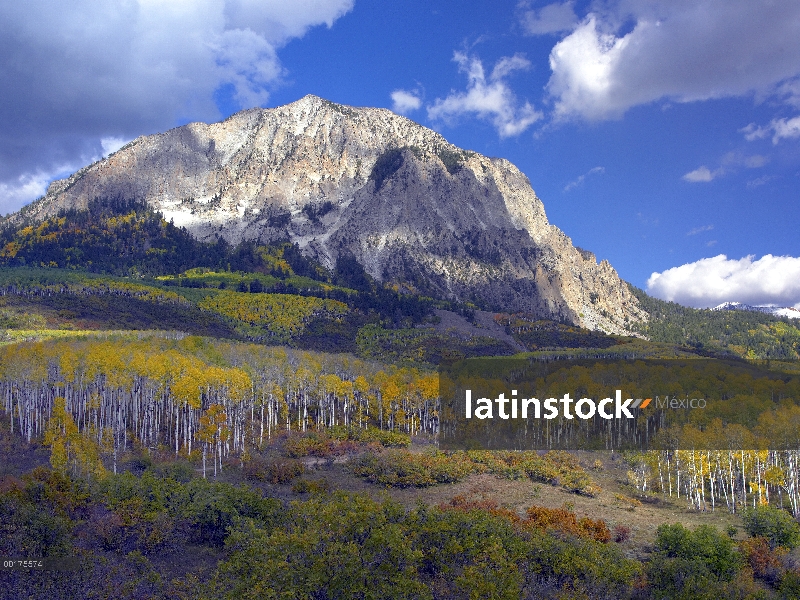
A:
[2,333,800,598]
[2,199,799,362]
[629,285,800,360]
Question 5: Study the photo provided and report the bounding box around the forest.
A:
[2,201,800,598]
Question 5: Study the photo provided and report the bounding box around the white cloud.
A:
[770,117,800,142]
[741,123,770,142]
[100,137,131,157]
[563,166,604,191]
[682,166,721,183]
[546,2,800,121]
[0,173,53,217]
[519,1,578,35]
[776,77,800,108]
[742,117,800,144]
[747,175,775,189]
[391,90,422,114]
[428,52,543,137]
[682,152,767,183]
[0,162,89,216]
[742,154,769,168]
[647,254,800,308]
[686,225,713,236]
[0,0,353,213]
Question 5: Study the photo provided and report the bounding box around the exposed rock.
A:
[13,95,647,334]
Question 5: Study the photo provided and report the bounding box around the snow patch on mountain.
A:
[712,302,800,319]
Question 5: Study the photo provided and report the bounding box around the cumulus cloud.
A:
[563,166,604,191]
[0,0,353,215]
[0,163,87,217]
[682,166,720,183]
[546,1,800,121]
[391,90,422,114]
[776,77,800,108]
[742,116,800,144]
[101,137,131,157]
[519,1,578,35]
[647,254,800,308]
[428,52,543,137]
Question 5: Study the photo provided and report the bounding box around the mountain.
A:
[712,301,800,320]
[11,95,645,334]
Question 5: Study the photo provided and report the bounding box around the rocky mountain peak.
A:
[12,96,647,334]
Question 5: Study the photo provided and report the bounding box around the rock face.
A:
[16,95,646,333]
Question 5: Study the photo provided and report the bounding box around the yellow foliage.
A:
[43,397,105,479]
[198,291,347,339]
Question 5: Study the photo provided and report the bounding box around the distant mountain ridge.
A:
[712,301,800,320]
[9,95,646,334]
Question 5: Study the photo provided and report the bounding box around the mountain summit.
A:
[15,95,645,333]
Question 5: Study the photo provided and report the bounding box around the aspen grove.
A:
[0,335,439,478]
[3,333,800,517]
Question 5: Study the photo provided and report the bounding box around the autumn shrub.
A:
[525,505,611,543]
[466,449,594,494]
[154,460,195,483]
[613,493,642,510]
[91,509,126,551]
[23,466,91,518]
[613,524,631,543]
[98,470,188,520]
[414,499,528,598]
[243,456,304,484]
[283,433,336,458]
[349,448,597,494]
[439,495,522,524]
[328,425,411,448]
[739,535,787,586]
[214,493,431,600]
[646,523,751,599]
[282,428,409,460]
[350,449,476,487]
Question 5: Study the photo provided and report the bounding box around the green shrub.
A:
[350,449,477,487]
[328,425,411,448]
[350,448,596,493]
[742,505,800,550]
[779,569,800,598]
[183,480,281,546]
[291,478,330,495]
[654,523,742,580]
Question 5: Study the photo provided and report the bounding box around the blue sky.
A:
[1,0,799,309]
